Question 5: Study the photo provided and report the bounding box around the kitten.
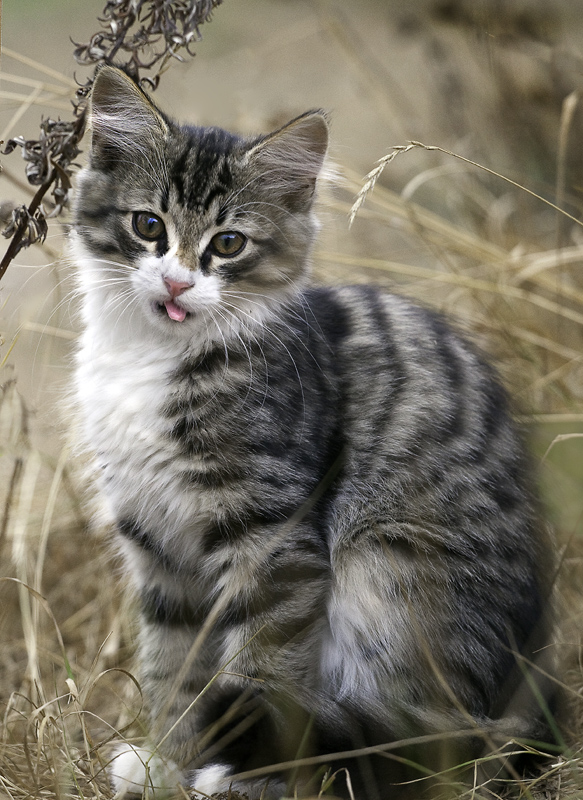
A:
[71,65,555,799]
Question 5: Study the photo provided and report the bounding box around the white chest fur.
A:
[71,231,260,577]
[77,327,175,507]
[74,319,219,566]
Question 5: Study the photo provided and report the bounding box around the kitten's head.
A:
[72,65,328,342]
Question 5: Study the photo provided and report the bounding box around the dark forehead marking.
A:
[171,148,189,206]
[203,160,234,213]
[171,125,241,213]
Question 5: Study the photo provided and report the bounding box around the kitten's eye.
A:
[209,231,247,257]
[133,212,166,241]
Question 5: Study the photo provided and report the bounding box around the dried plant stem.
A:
[350,141,583,230]
[0,458,23,541]
[349,143,420,225]
[1,72,73,95]
[0,111,86,280]
[1,1,223,282]
[0,85,45,144]
[1,46,78,87]
[317,251,583,328]
[0,164,39,198]
[0,90,71,115]
[34,443,71,604]
[340,169,508,265]
[556,91,580,250]
[331,192,583,309]
[0,170,56,281]
[225,729,490,784]
[541,434,583,464]
[10,451,42,689]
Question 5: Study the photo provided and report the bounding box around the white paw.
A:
[191,763,230,794]
[110,744,184,797]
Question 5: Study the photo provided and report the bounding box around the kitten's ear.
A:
[88,66,168,168]
[247,111,329,211]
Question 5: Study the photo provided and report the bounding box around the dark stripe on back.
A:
[302,287,352,355]
[352,287,407,466]
[424,311,464,440]
[483,463,521,512]
[482,372,508,437]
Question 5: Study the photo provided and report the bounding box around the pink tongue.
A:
[164,300,187,322]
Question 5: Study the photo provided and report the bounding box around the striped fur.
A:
[72,67,555,799]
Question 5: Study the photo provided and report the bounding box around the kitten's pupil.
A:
[210,231,246,257]
[133,211,166,241]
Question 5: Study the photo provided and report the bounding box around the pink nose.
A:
[164,278,192,298]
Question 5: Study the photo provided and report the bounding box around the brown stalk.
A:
[0,169,56,281]
[0,0,223,283]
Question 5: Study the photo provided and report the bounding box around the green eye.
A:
[133,211,166,241]
[209,231,247,257]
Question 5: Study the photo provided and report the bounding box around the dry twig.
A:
[0,0,223,282]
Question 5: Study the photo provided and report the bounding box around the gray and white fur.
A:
[71,66,555,799]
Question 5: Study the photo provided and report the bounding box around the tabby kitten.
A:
[72,65,554,799]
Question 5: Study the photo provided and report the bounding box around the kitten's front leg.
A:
[110,595,211,796]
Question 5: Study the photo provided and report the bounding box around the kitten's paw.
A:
[191,764,230,795]
[110,743,184,797]
[191,766,285,800]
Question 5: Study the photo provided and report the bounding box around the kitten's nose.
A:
[164,278,192,298]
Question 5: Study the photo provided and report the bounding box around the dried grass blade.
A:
[0,47,78,87]
[317,251,583,328]
[349,142,583,231]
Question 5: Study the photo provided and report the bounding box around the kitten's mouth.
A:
[153,300,189,322]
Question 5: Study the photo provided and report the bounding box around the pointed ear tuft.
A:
[89,66,168,168]
[248,112,329,211]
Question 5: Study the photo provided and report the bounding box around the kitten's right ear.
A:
[247,111,329,211]
[88,66,168,168]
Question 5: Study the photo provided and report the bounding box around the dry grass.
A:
[2,0,583,797]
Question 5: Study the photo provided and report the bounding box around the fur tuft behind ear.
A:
[247,111,329,211]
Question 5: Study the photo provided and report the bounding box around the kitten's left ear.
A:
[247,111,329,211]
[88,65,169,168]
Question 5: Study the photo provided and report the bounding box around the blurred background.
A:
[1,0,583,797]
